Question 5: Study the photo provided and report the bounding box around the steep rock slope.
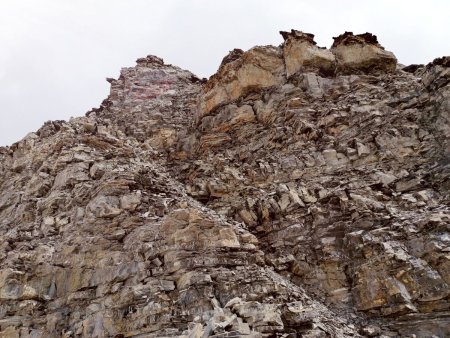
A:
[0,31,449,338]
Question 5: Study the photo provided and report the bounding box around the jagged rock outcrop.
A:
[198,46,285,118]
[331,32,397,74]
[0,31,449,338]
[199,30,398,120]
[280,30,336,77]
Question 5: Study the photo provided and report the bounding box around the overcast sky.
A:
[0,0,449,146]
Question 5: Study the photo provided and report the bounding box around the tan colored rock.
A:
[282,301,318,326]
[187,323,203,338]
[203,104,256,132]
[331,32,397,74]
[52,162,90,190]
[120,191,141,211]
[230,301,284,332]
[280,30,336,77]
[199,132,232,149]
[85,195,122,218]
[0,327,20,338]
[146,127,177,149]
[198,46,284,118]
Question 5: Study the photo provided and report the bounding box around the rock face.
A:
[281,30,336,77]
[331,32,397,74]
[0,32,449,338]
[198,46,284,118]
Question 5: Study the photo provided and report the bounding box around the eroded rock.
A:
[0,29,449,338]
[198,46,284,118]
[331,32,397,74]
[281,29,336,77]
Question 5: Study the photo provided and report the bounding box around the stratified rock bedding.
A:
[0,31,449,338]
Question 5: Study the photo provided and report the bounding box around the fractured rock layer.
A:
[0,31,449,338]
[199,46,285,117]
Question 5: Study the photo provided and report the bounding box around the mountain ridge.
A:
[0,30,449,338]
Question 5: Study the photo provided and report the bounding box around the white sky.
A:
[0,0,449,146]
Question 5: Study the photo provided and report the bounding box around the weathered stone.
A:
[201,104,256,132]
[331,32,397,74]
[120,191,141,211]
[198,46,284,117]
[281,30,336,77]
[86,195,122,218]
[0,29,449,338]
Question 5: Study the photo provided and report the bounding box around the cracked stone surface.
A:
[0,31,449,338]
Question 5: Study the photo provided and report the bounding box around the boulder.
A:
[198,46,284,119]
[280,29,336,77]
[331,32,397,74]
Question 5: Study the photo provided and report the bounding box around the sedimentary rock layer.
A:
[0,31,449,338]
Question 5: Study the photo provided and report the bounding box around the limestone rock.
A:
[198,45,284,118]
[331,32,397,74]
[281,29,336,77]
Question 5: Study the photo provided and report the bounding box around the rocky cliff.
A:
[0,31,449,338]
